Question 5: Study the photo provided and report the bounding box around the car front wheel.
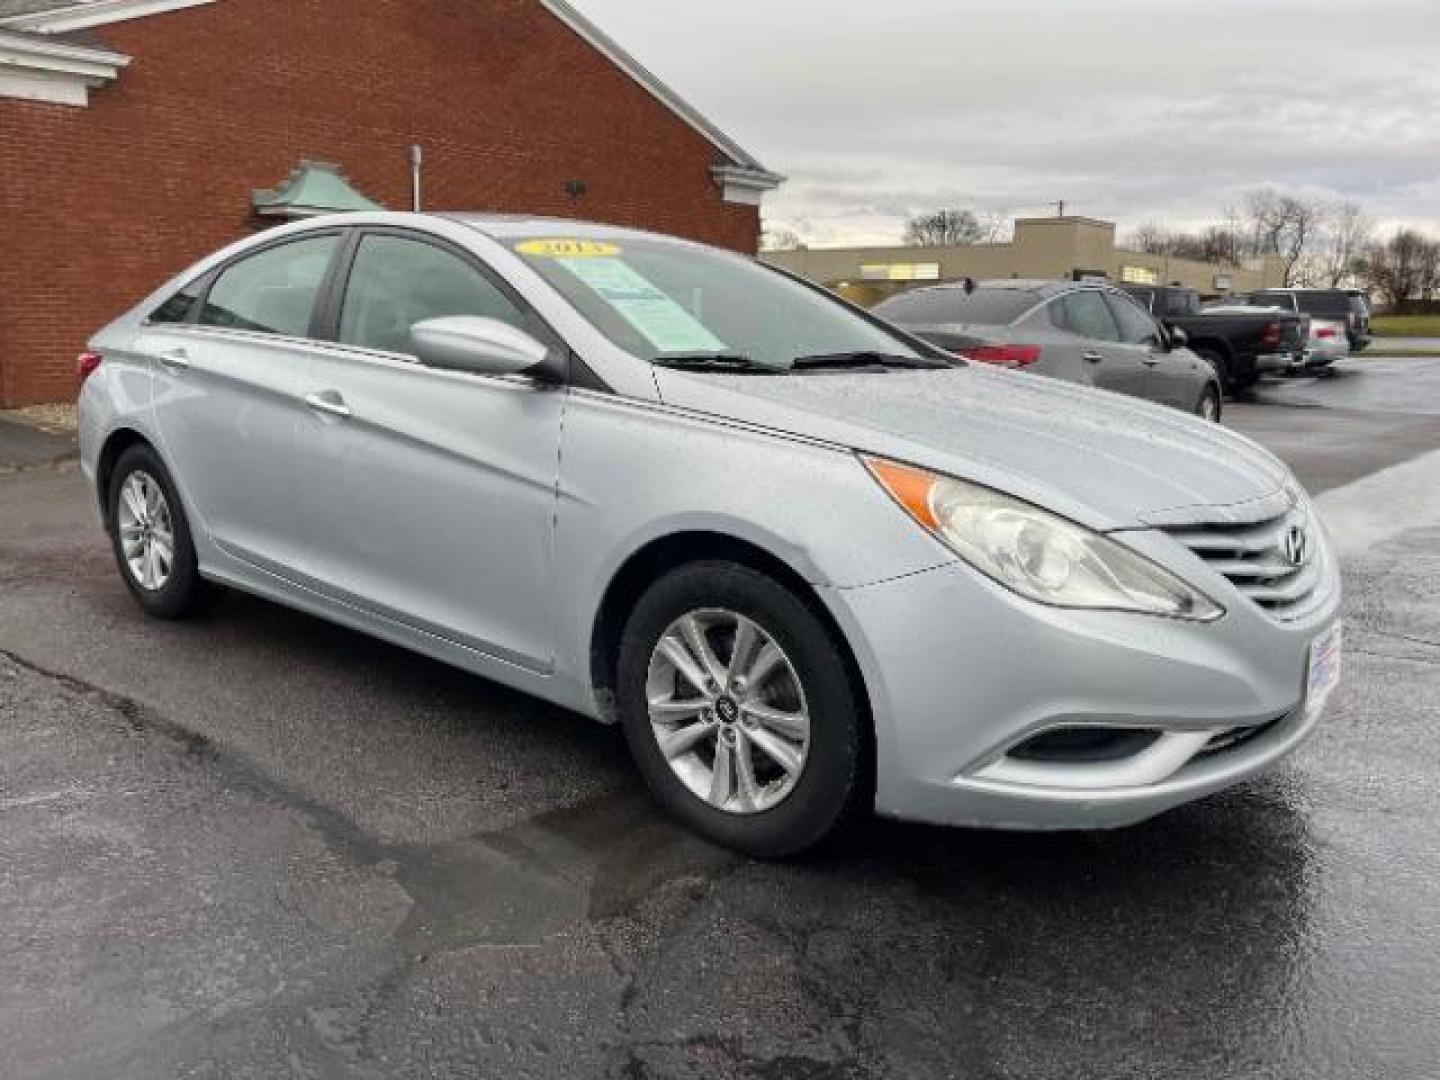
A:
[617,561,866,857]
[1196,385,1222,422]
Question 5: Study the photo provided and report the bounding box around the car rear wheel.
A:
[107,444,210,619]
[617,561,865,857]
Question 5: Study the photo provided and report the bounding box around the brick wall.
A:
[0,0,762,405]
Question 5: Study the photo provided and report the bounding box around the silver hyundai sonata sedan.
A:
[78,212,1342,856]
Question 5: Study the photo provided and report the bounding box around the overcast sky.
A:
[567,0,1440,247]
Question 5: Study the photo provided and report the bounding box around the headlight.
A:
[866,458,1224,621]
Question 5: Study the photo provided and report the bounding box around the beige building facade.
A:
[764,216,1286,308]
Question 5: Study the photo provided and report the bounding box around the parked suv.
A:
[1246,288,1371,354]
[1122,284,1306,391]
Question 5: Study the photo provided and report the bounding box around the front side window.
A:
[511,235,930,370]
[338,235,529,355]
[198,235,340,337]
[1106,292,1163,346]
[1055,290,1121,341]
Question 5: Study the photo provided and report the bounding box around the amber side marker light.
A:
[865,458,942,531]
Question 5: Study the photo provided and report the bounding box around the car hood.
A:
[653,364,1291,531]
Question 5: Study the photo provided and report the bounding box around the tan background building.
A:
[765,216,1286,307]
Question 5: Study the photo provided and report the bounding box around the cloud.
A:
[568,0,1440,244]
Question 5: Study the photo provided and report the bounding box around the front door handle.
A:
[304,392,352,420]
[1143,356,1162,367]
[1082,351,1104,363]
[157,348,190,372]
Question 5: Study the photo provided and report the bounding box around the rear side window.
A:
[338,235,530,355]
[873,287,1038,326]
[1159,291,1200,317]
[1054,290,1121,341]
[1293,292,1352,318]
[150,279,204,324]
[198,235,341,337]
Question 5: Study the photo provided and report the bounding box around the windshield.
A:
[511,236,934,370]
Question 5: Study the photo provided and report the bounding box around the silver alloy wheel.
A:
[116,470,175,592]
[645,608,811,815]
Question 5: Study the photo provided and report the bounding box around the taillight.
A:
[1315,328,1336,339]
[964,344,1043,367]
[76,350,103,385]
[1259,322,1282,350]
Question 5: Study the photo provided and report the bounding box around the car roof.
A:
[439,211,696,246]
[904,279,1099,299]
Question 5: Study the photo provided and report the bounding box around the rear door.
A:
[144,231,345,573]
[289,229,566,671]
[1051,289,1150,398]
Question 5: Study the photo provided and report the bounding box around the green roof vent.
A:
[252,160,383,219]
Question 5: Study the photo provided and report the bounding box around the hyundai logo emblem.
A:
[1283,524,1309,567]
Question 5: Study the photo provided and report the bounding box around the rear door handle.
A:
[157,348,190,371]
[304,392,352,420]
[1143,356,1162,367]
[1082,351,1104,363]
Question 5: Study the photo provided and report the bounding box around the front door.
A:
[1054,289,1152,399]
[147,232,343,574]
[290,231,565,671]
[1106,291,1198,408]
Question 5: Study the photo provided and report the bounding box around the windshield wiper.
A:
[791,351,950,371]
[653,353,785,374]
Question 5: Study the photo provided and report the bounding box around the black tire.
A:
[1194,347,1231,392]
[1195,385,1222,422]
[106,443,211,619]
[617,561,866,858]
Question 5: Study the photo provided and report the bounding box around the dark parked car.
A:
[1122,284,1307,391]
[872,280,1223,420]
[1244,288,1372,353]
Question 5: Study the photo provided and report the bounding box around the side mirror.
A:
[1166,325,1189,350]
[410,316,551,377]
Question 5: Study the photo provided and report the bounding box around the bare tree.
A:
[1241,188,1324,286]
[904,209,985,246]
[1359,230,1440,311]
[1127,222,1172,255]
[760,225,803,252]
[1319,201,1372,287]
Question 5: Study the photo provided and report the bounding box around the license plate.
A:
[1306,621,1343,718]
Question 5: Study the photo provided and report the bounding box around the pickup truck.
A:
[1119,284,1306,391]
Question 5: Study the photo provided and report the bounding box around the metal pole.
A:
[410,145,424,212]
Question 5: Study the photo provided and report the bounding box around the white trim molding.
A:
[0,28,128,105]
[0,0,215,33]
[712,164,786,207]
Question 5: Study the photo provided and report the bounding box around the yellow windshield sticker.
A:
[516,239,622,259]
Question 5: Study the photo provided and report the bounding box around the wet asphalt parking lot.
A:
[2,359,1438,1079]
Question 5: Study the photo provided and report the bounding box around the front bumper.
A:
[822,532,1342,830]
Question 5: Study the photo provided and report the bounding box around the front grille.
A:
[1164,500,1325,621]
